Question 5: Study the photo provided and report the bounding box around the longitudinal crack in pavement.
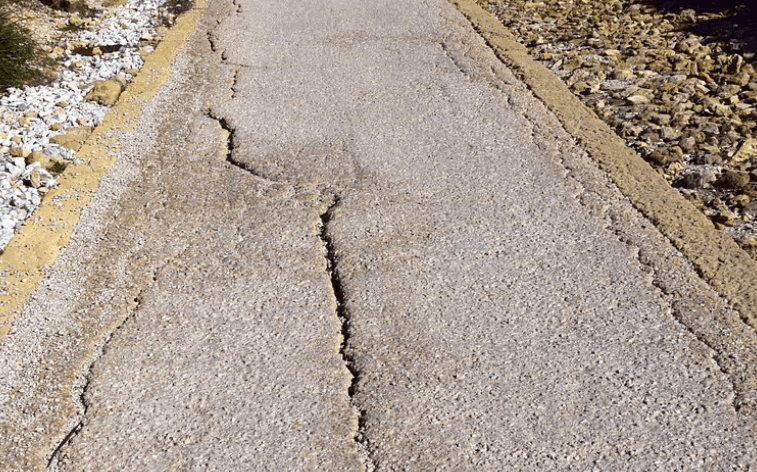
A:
[516,77,757,419]
[522,100,750,417]
[44,244,187,469]
[319,197,376,472]
[444,11,757,421]
[45,288,145,469]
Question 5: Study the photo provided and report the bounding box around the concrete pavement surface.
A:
[2,0,757,470]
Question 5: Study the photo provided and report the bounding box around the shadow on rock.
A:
[654,0,757,56]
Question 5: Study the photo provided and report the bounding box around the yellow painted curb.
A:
[0,0,207,339]
[449,0,757,328]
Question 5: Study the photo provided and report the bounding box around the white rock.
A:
[0,0,172,251]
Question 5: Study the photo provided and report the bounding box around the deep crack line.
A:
[46,420,82,469]
[204,110,240,166]
[230,65,241,99]
[204,110,286,188]
[318,197,376,472]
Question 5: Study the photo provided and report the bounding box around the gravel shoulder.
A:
[0,0,186,252]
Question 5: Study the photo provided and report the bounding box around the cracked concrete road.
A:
[2,0,757,470]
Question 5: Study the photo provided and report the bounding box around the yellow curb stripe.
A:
[0,0,207,339]
[449,0,757,328]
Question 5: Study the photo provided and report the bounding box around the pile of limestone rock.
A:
[0,0,186,250]
[477,0,757,258]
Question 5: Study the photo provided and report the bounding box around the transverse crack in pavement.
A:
[204,110,279,185]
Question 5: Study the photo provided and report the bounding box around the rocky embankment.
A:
[0,0,186,250]
[477,0,757,258]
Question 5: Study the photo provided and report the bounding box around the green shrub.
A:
[0,0,43,89]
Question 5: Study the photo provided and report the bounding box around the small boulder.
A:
[68,13,83,26]
[83,79,123,107]
[49,127,92,151]
[40,0,88,13]
[713,210,741,226]
[676,168,717,189]
[716,170,750,189]
[26,151,66,172]
[743,200,757,219]
[626,94,650,105]
[9,147,31,158]
[678,136,696,152]
[612,69,635,80]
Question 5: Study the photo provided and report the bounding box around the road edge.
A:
[448,0,757,330]
[0,0,208,339]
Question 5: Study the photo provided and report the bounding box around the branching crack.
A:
[318,197,376,472]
